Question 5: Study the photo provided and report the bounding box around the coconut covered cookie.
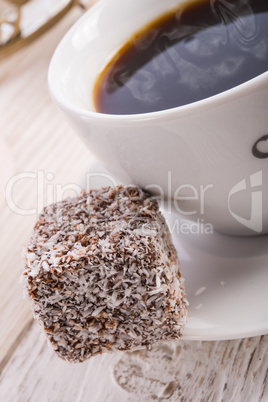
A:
[23,185,188,363]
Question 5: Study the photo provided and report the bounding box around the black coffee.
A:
[93,0,268,115]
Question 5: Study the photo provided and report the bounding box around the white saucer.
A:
[163,211,268,340]
[83,161,268,341]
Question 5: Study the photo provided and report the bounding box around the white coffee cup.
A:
[48,0,268,236]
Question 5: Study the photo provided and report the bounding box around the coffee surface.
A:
[93,0,268,115]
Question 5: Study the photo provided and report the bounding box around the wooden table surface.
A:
[0,5,267,402]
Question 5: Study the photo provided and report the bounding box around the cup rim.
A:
[48,0,268,122]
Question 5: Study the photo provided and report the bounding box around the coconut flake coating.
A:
[23,185,188,363]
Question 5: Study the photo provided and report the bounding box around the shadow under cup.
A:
[48,0,268,236]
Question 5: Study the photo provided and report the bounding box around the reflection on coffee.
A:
[93,0,268,115]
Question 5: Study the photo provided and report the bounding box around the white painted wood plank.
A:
[114,336,268,402]
[0,322,267,402]
[0,2,267,401]
[0,7,94,367]
[0,323,128,402]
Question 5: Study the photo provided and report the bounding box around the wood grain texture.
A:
[114,336,268,402]
[0,2,267,401]
[0,322,127,402]
[0,6,94,369]
[0,322,267,402]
